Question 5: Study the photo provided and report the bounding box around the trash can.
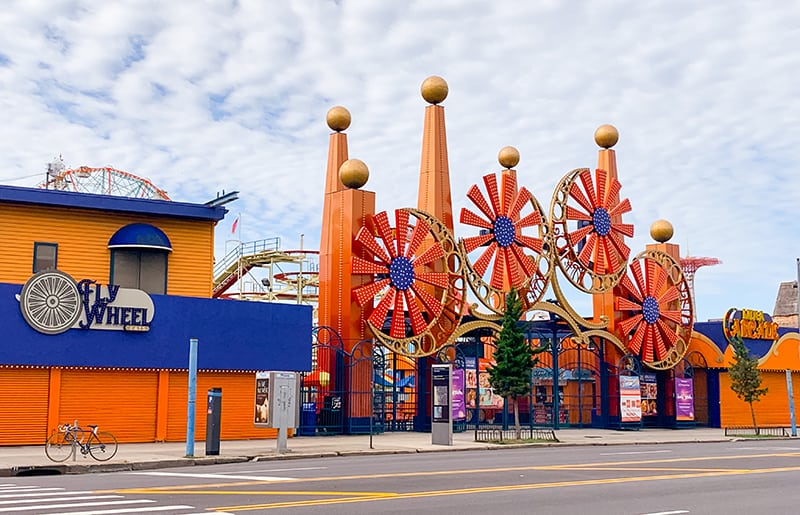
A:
[299,402,316,436]
[205,388,222,456]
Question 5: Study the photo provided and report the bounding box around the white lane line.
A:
[0,495,122,506]
[640,511,689,515]
[0,490,81,499]
[599,450,672,456]
[132,471,293,481]
[226,466,327,473]
[0,499,153,512]
[48,506,196,515]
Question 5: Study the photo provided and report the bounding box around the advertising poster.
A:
[465,358,478,409]
[640,373,658,417]
[452,368,466,421]
[619,375,642,423]
[675,377,695,421]
[478,359,504,409]
[254,372,270,426]
[432,365,450,423]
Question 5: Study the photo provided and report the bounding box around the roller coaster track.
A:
[213,238,319,304]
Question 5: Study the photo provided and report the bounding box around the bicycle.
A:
[45,421,118,462]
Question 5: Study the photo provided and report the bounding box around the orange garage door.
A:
[59,369,159,443]
[0,367,50,445]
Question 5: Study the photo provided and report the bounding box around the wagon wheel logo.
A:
[19,270,82,335]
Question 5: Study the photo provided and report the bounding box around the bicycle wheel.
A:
[45,432,74,462]
[88,431,118,461]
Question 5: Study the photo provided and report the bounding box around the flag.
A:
[231,216,239,235]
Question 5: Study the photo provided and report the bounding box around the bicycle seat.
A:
[88,425,98,429]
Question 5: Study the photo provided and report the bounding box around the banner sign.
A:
[452,368,466,421]
[619,375,642,423]
[675,377,695,421]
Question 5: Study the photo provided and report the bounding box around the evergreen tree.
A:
[728,335,768,434]
[487,288,546,439]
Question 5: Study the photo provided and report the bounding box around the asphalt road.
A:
[5,440,800,514]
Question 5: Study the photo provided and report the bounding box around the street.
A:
[5,440,800,514]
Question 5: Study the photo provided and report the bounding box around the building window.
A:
[33,242,58,272]
[111,249,168,294]
[107,223,172,295]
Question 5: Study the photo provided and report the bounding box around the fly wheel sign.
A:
[18,270,154,335]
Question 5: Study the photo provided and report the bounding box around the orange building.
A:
[0,184,311,445]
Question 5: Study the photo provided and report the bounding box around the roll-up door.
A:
[166,371,275,442]
[59,369,158,443]
[0,368,49,445]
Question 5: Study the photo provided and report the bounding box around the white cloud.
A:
[1,0,799,323]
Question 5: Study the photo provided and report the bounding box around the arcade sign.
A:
[17,270,154,335]
[722,308,779,343]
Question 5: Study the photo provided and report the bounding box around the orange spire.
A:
[416,76,453,231]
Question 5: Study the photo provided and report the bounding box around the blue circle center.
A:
[642,296,660,324]
[493,216,516,247]
[593,207,611,236]
[389,256,415,291]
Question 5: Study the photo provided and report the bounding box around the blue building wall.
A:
[2,282,312,371]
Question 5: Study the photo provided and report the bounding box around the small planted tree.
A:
[728,335,768,434]
[488,288,546,439]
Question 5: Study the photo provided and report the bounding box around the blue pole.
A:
[186,338,198,457]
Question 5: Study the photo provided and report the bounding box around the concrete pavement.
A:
[2,427,744,476]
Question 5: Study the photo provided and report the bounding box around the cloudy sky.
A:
[1,0,798,323]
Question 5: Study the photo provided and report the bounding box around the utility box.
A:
[205,387,222,456]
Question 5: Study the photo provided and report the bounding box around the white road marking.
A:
[226,466,327,473]
[599,450,672,456]
[0,495,122,506]
[640,511,689,515]
[132,471,293,481]
[0,490,82,499]
[48,507,195,515]
[0,486,64,494]
[0,499,153,512]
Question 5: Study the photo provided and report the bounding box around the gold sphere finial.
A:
[594,124,619,149]
[421,76,448,104]
[498,146,520,169]
[339,158,369,189]
[650,219,674,243]
[326,106,351,132]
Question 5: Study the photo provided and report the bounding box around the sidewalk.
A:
[3,428,735,476]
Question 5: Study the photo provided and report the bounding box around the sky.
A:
[1,0,798,323]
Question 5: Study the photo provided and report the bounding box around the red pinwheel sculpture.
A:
[460,172,547,292]
[352,209,452,340]
[552,167,634,292]
[614,252,693,364]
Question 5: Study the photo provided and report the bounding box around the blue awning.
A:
[108,223,172,251]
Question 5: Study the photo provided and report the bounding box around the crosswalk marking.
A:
[0,495,122,506]
[0,490,85,499]
[48,506,196,515]
[0,484,207,515]
[0,499,154,512]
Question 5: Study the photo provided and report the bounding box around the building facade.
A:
[0,185,311,445]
